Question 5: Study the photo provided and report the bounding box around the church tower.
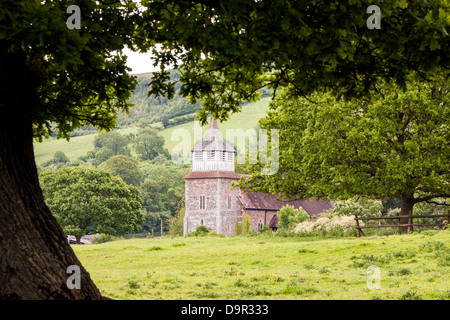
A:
[183,119,241,236]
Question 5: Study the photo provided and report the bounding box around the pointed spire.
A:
[192,117,235,152]
[209,117,219,130]
[191,117,236,172]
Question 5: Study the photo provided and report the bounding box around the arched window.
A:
[200,195,206,209]
[200,219,204,225]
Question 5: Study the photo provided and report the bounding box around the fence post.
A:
[407,215,411,234]
[355,215,363,237]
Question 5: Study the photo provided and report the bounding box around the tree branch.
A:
[414,194,450,204]
[425,200,450,206]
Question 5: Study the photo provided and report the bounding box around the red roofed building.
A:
[183,119,333,236]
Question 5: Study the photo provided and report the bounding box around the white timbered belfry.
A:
[191,119,236,172]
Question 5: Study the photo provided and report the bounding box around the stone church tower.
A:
[183,119,241,236]
[183,119,335,236]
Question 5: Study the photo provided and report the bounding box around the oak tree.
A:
[240,81,450,228]
[133,127,169,161]
[40,167,143,244]
[0,0,137,299]
[138,0,450,123]
[103,155,144,186]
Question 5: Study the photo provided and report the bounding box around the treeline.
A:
[39,128,189,238]
[117,69,272,129]
[117,70,202,128]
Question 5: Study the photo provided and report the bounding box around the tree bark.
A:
[0,50,102,299]
[399,192,415,233]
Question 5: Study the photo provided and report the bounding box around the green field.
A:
[33,97,271,166]
[73,231,450,300]
[33,126,140,166]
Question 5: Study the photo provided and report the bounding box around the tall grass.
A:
[73,230,450,300]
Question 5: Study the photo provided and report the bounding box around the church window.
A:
[258,221,263,230]
[200,219,204,225]
[200,195,206,209]
[227,196,232,209]
[219,151,226,161]
[195,151,203,161]
[207,151,215,160]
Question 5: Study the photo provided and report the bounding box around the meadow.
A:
[73,230,450,300]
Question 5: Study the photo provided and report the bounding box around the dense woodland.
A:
[117,70,203,128]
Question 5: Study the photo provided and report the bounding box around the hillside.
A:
[118,70,202,127]
[34,70,272,166]
[33,96,271,166]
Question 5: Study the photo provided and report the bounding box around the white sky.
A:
[123,47,159,74]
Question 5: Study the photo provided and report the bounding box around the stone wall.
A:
[184,177,242,236]
[246,210,278,232]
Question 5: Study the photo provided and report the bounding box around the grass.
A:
[33,97,270,166]
[73,230,450,300]
[33,126,139,166]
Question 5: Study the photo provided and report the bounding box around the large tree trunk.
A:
[0,50,102,299]
[399,192,415,233]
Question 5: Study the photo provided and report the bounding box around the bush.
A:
[53,151,69,164]
[333,198,383,225]
[187,225,223,237]
[234,213,251,235]
[91,234,117,244]
[168,207,185,237]
[278,205,309,231]
[295,215,360,233]
[195,225,210,234]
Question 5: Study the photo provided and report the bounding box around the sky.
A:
[123,47,159,74]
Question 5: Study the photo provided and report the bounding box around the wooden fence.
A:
[354,213,449,237]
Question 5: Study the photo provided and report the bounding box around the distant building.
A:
[183,119,333,236]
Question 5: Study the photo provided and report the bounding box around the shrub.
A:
[168,207,185,237]
[53,151,69,164]
[128,280,140,289]
[399,288,422,300]
[350,253,391,268]
[294,215,361,235]
[278,205,309,231]
[146,246,164,251]
[280,282,319,295]
[333,198,383,221]
[91,234,117,244]
[396,267,412,276]
[241,213,251,235]
[187,225,224,237]
[234,218,241,235]
[188,225,210,236]
[235,213,252,235]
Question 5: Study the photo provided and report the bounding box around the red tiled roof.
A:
[184,169,333,217]
[239,191,333,217]
[184,171,242,179]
